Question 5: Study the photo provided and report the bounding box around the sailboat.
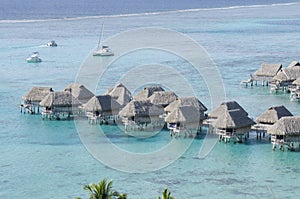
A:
[93,24,114,56]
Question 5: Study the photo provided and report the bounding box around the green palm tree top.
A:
[158,188,175,199]
[83,179,125,199]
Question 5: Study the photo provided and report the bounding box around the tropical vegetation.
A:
[76,179,175,199]
[75,179,127,199]
[158,189,175,199]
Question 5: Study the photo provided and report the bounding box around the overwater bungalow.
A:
[208,101,248,120]
[133,86,164,101]
[147,91,178,108]
[82,95,122,124]
[164,96,207,114]
[287,61,300,68]
[64,83,94,104]
[208,101,254,143]
[268,116,300,151]
[118,100,164,131]
[251,63,282,86]
[271,61,300,92]
[252,105,293,138]
[289,77,300,101]
[106,83,132,106]
[165,106,205,138]
[21,87,54,114]
[39,91,81,119]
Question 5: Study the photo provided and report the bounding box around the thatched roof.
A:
[254,63,282,77]
[212,109,255,129]
[106,83,132,106]
[268,116,300,135]
[119,100,164,118]
[165,106,205,123]
[39,91,81,107]
[133,86,164,101]
[273,64,300,82]
[64,83,94,104]
[293,77,300,85]
[147,91,178,107]
[22,87,53,102]
[287,61,300,68]
[208,101,248,118]
[256,105,293,124]
[164,96,207,113]
[83,95,122,114]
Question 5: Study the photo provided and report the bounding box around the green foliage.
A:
[158,189,175,199]
[76,179,127,199]
[76,179,176,199]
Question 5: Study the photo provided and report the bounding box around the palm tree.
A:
[158,189,175,199]
[77,179,127,199]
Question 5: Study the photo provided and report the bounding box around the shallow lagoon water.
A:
[0,3,300,198]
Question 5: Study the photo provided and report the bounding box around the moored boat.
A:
[26,52,42,63]
[47,40,58,47]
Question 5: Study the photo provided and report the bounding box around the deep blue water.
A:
[0,0,298,20]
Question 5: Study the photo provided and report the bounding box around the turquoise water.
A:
[1,3,300,199]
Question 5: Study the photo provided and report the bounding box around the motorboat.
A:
[47,40,58,47]
[93,24,114,56]
[26,52,42,63]
[93,45,114,56]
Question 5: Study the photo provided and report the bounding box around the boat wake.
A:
[0,2,299,24]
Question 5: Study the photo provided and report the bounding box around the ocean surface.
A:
[1,0,300,198]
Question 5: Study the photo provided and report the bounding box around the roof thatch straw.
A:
[133,86,164,101]
[83,95,122,114]
[253,63,282,77]
[39,91,81,107]
[165,106,205,124]
[273,64,300,82]
[64,83,94,104]
[22,87,53,102]
[268,116,300,135]
[212,109,255,129]
[106,83,132,106]
[147,91,178,107]
[208,101,248,118]
[292,77,300,85]
[164,96,207,113]
[287,61,300,68]
[256,105,293,124]
[119,100,164,118]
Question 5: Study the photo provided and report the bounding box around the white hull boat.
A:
[47,40,57,47]
[93,24,114,56]
[26,52,42,63]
